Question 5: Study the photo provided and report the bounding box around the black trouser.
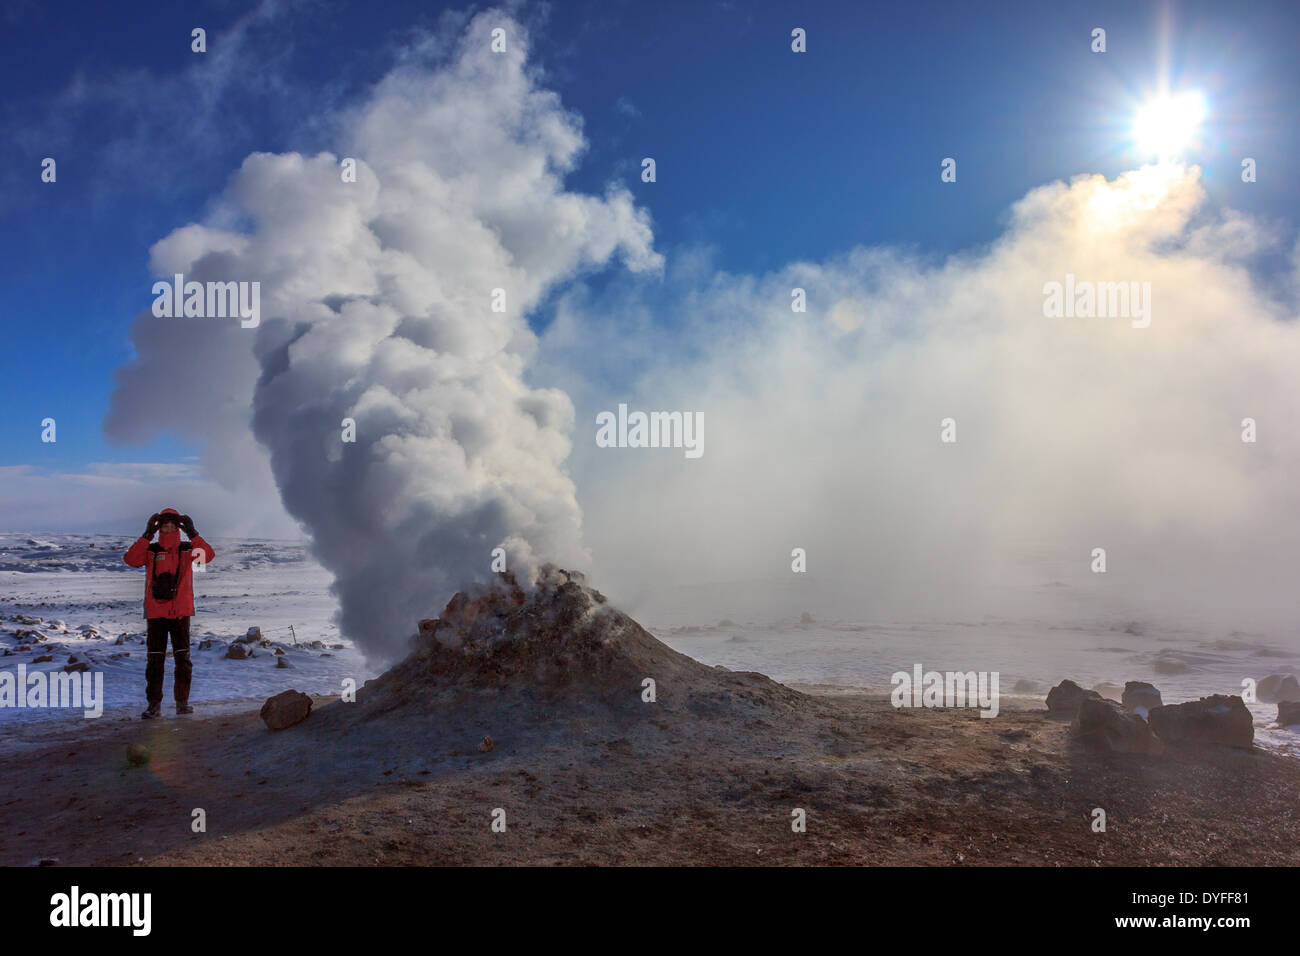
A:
[145,616,192,706]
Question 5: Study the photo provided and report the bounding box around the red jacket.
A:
[124,532,216,619]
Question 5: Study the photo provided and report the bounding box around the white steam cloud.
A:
[106,9,1300,666]
[107,13,659,661]
[543,164,1300,633]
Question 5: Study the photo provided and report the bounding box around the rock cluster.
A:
[1050,679,1255,753]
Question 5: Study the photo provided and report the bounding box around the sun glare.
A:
[1133,91,1206,160]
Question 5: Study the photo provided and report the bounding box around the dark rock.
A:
[1072,697,1162,755]
[63,661,89,673]
[1122,681,1163,714]
[126,743,150,767]
[1257,674,1300,703]
[225,644,248,660]
[1148,695,1253,749]
[1046,679,1103,716]
[276,656,290,668]
[1278,701,1300,726]
[31,655,52,664]
[260,690,312,731]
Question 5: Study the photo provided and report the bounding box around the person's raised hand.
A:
[143,513,160,539]
[179,514,197,538]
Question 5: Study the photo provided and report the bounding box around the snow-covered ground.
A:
[652,610,1300,759]
[2,532,1298,760]
[0,532,377,725]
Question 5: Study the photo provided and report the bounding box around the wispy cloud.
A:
[2,0,327,215]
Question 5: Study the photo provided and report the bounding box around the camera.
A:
[151,569,180,601]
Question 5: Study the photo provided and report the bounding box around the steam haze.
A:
[544,166,1300,633]
[103,11,1300,661]
[107,12,660,661]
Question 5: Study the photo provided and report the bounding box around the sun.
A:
[1133,91,1206,160]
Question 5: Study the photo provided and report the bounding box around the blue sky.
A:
[1,0,1298,517]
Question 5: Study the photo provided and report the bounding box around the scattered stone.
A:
[1122,681,1163,716]
[225,644,248,660]
[67,655,79,664]
[31,655,52,664]
[276,656,291,668]
[1072,697,1162,755]
[1278,701,1300,726]
[126,743,150,767]
[479,735,494,753]
[63,661,89,673]
[1092,682,1124,701]
[1257,674,1300,703]
[1046,679,1103,716]
[1151,655,1191,675]
[1148,695,1253,749]
[260,690,313,731]
[239,626,261,644]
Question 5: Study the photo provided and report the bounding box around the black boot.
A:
[141,702,162,719]
[176,703,194,715]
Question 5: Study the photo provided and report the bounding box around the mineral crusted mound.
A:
[351,566,807,725]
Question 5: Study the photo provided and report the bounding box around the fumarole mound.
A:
[350,566,806,725]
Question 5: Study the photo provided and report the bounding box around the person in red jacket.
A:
[124,508,216,719]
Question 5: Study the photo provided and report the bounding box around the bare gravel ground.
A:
[3,686,1296,867]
